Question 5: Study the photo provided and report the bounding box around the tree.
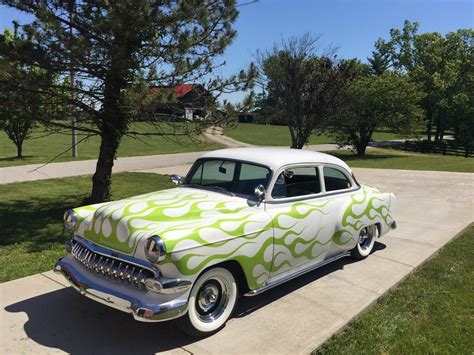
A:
[256,34,355,148]
[1,0,253,202]
[442,29,474,153]
[367,47,390,76]
[331,71,422,156]
[0,27,54,158]
[376,21,473,142]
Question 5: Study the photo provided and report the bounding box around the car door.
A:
[265,164,361,283]
[318,165,362,257]
[265,165,332,281]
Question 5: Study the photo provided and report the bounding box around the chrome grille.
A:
[71,240,154,289]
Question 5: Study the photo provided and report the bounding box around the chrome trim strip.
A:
[244,252,350,297]
[55,257,188,322]
[265,187,361,204]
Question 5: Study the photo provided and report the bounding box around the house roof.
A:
[200,147,352,173]
[174,84,198,97]
[150,84,202,98]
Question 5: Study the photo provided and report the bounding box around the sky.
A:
[1,0,473,103]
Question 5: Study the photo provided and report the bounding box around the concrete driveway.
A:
[1,168,473,354]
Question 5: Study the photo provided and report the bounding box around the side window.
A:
[323,167,351,191]
[272,167,321,198]
[239,163,270,181]
[234,163,271,195]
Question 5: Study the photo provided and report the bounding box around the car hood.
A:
[73,187,262,255]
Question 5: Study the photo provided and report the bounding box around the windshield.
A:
[184,158,272,197]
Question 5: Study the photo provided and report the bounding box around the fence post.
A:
[466,146,470,158]
[404,140,408,151]
[443,143,446,155]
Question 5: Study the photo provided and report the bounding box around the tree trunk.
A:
[426,108,433,142]
[427,121,432,142]
[294,133,307,149]
[89,75,124,203]
[288,125,298,149]
[16,142,23,159]
[89,51,126,203]
[90,129,121,203]
[354,128,370,157]
[296,136,306,149]
[356,138,368,157]
[356,144,367,156]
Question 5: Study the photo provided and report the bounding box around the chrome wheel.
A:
[196,279,229,322]
[351,224,378,260]
[358,227,373,251]
[178,267,238,337]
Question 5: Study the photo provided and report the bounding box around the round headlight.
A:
[144,236,167,265]
[63,209,78,233]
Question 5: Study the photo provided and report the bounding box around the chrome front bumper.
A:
[55,256,189,322]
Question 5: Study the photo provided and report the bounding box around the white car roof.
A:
[200,147,353,173]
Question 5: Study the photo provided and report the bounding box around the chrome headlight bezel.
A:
[144,235,167,265]
[63,209,78,233]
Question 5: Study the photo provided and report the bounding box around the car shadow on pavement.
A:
[4,241,386,354]
[235,241,386,318]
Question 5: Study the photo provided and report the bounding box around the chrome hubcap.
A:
[197,283,220,313]
[358,226,373,251]
[195,278,229,323]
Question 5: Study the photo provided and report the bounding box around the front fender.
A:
[154,216,274,291]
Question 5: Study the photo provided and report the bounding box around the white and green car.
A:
[55,147,396,336]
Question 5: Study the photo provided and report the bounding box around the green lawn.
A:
[0,172,174,282]
[0,122,223,167]
[315,224,474,354]
[224,123,418,146]
[331,148,474,173]
[224,123,335,146]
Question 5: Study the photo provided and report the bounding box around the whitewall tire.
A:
[177,267,238,337]
[351,224,378,260]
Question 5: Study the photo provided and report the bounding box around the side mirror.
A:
[283,169,294,179]
[170,174,182,185]
[254,184,266,201]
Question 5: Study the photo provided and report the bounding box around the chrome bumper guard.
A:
[55,255,189,322]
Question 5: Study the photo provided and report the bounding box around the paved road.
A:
[0,145,339,184]
[1,168,473,354]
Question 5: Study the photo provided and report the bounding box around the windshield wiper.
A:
[205,185,235,196]
[182,183,235,196]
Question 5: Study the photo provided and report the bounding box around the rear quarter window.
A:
[323,167,352,192]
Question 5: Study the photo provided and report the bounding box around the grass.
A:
[224,123,418,146]
[0,122,223,167]
[314,224,474,354]
[0,172,174,282]
[331,147,474,173]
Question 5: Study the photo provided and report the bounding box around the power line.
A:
[237,0,259,8]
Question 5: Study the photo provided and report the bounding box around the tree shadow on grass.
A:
[0,155,35,163]
[4,241,386,354]
[0,173,174,252]
[0,176,89,251]
[0,196,81,251]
